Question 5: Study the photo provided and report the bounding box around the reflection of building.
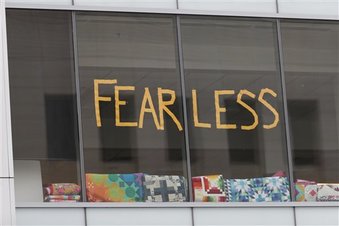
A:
[1,1,339,225]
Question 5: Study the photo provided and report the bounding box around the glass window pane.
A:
[281,21,339,202]
[76,12,188,202]
[181,16,290,202]
[6,10,81,202]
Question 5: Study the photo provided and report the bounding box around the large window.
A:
[281,21,339,202]
[76,13,189,202]
[181,17,291,202]
[7,10,81,202]
[181,17,288,177]
[7,9,338,204]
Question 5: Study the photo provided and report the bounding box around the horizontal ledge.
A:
[4,3,339,21]
[16,202,339,208]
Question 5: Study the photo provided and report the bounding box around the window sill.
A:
[15,202,339,208]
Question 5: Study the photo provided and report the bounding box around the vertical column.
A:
[175,16,193,202]
[275,19,297,226]
[71,11,87,202]
[0,0,16,225]
[275,20,295,201]
[275,0,279,13]
[274,13,298,226]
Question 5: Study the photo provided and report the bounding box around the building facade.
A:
[0,0,339,225]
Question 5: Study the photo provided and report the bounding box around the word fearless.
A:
[94,79,279,131]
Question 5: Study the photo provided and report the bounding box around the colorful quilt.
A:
[44,195,81,202]
[317,184,339,201]
[304,184,317,202]
[44,183,81,195]
[143,175,187,202]
[225,176,290,202]
[47,200,78,202]
[295,179,316,202]
[192,175,226,202]
[86,173,144,202]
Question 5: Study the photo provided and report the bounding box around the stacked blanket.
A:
[143,175,187,202]
[295,179,317,202]
[44,183,81,202]
[44,173,336,202]
[86,173,145,202]
[225,176,290,202]
[86,173,188,202]
[295,180,339,202]
[192,175,226,202]
[317,184,339,201]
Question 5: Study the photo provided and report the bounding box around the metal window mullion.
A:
[276,19,295,202]
[275,0,279,14]
[175,15,193,203]
[71,11,87,202]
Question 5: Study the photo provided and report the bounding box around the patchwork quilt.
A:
[304,184,318,202]
[44,183,81,195]
[86,173,144,202]
[192,175,226,202]
[44,195,81,202]
[143,175,187,202]
[317,184,339,201]
[295,179,316,202]
[225,176,290,202]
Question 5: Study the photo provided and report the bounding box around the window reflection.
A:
[181,17,291,202]
[7,10,81,203]
[7,9,339,204]
[76,13,189,202]
[282,21,339,202]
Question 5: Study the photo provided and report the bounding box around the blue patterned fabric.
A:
[225,176,290,202]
